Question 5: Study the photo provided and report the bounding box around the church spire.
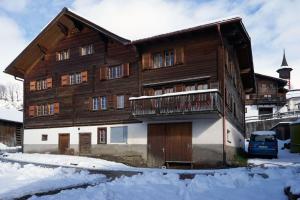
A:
[281,49,288,66]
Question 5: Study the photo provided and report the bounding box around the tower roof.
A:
[281,49,289,66]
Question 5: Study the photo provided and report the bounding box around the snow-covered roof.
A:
[129,89,219,100]
[0,107,23,123]
[291,119,300,125]
[251,131,276,136]
[286,90,300,99]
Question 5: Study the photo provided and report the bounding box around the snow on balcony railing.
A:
[246,109,300,123]
[130,89,222,117]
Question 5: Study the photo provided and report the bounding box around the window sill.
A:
[143,63,184,71]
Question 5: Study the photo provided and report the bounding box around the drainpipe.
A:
[217,25,227,166]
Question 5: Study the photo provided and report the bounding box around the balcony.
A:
[130,89,223,119]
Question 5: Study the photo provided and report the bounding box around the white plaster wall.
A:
[288,97,300,111]
[225,119,244,148]
[24,123,148,145]
[192,118,223,145]
[245,105,258,118]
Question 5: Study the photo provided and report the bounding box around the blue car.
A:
[248,131,278,158]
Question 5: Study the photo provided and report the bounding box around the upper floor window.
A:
[117,95,125,109]
[100,96,107,110]
[92,97,99,111]
[70,72,82,85]
[36,79,47,91]
[185,85,196,91]
[164,50,174,67]
[153,53,163,68]
[164,88,174,94]
[36,103,55,116]
[109,65,123,79]
[154,89,163,96]
[80,44,94,56]
[197,83,208,90]
[56,49,70,61]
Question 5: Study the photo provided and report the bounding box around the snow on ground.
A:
[0,161,105,200]
[29,167,300,200]
[4,153,131,170]
[0,142,21,151]
[248,140,300,167]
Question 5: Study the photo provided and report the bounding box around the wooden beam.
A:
[57,22,68,36]
[240,68,251,74]
[37,43,48,55]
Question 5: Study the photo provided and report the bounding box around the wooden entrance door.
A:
[165,123,192,162]
[147,123,192,166]
[79,133,91,155]
[59,134,70,154]
[147,124,166,167]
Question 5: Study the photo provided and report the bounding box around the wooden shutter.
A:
[100,66,108,80]
[123,63,130,77]
[113,95,118,109]
[107,95,113,109]
[88,97,93,111]
[61,75,69,86]
[54,103,60,114]
[46,78,52,89]
[142,53,152,70]
[175,84,185,92]
[29,81,36,91]
[81,71,88,83]
[125,95,130,108]
[175,47,184,65]
[29,105,35,117]
[144,88,155,96]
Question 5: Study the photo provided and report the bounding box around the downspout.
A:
[217,24,227,166]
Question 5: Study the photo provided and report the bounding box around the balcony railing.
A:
[130,89,223,117]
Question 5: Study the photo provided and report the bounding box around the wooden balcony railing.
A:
[130,89,223,117]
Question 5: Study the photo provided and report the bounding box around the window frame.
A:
[97,128,107,144]
[153,52,163,68]
[41,134,48,141]
[56,49,70,61]
[108,65,123,79]
[100,96,107,110]
[92,97,99,111]
[164,49,174,67]
[110,126,128,144]
[117,95,125,109]
[80,44,94,56]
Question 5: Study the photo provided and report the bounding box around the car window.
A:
[250,135,276,142]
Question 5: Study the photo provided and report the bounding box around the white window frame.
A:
[153,53,163,68]
[154,89,163,96]
[109,65,123,79]
[185,85,196,91]
[80,44,94,56]
[197,83,208,90]
[100,96,107,110]
[117,95,125,109]
[164,50,174,67]
[56,49,70,61]
[92,97,99,111]
[164,88,174,94]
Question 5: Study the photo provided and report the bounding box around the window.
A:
[80,44,94,56]
[164,88,174,94]
[56,49,70,61]
[49,104,54,115]
[197,83,208,90]
[164,50,174,67]
[153,53,163,68]
[70,72,82,85]
[92,97,99,111]
[100,96,107,110]
[110,126,128,143]
[41,134,48,141]
[185,85,196,91]
[36,104,55,116]
[154,89,163,96]
[36,79,47,91]
[245,95,250,99]
[117,95,125,109]
[109,65,123,79]
[97,128,107,144]
[263,94,272,98]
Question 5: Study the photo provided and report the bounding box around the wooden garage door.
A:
[148,124,166,167]
[165,123,192,162]
[148,123,192,166]
[59,134,70,154]
[79,133,91,155]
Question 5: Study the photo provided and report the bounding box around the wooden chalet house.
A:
[4,8,255,167]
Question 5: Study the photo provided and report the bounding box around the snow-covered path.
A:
[0,161,105,200]
[29,167,300,200]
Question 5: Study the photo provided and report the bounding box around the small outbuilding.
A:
[270,122,291,140]
[0,107,23,147]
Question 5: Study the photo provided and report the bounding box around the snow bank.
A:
[0,161,105,200]
[0,107,23,123]
[30,167,300,200]
[4,153,131,170]
[0,143,21,151]
[251,131,276,136]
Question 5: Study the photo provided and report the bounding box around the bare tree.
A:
[0,84,6,100]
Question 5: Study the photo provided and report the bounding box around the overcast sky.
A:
[0,0,299,89]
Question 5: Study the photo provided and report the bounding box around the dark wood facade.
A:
[245,73,287,106]
[4,8,255,135]
[0,119,23,147]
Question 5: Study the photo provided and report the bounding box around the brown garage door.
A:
[59,134,70,154]
[79,133,91,155]
[148,123,192,166]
